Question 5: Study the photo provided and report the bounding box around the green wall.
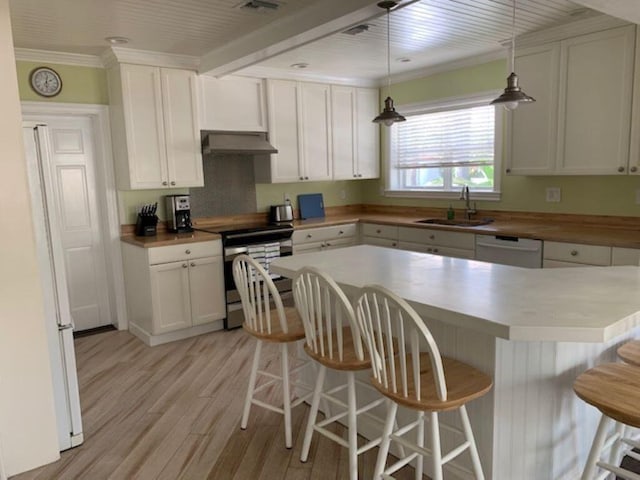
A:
[366,59,640,217]
[17,61,108,104]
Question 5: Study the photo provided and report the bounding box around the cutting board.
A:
[298,193,325,219]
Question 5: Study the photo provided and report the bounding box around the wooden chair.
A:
[618,340,640,367]
[293,266,386,480]
[354,284,492,480]
[232,254,310,449]
[574,363,640,480]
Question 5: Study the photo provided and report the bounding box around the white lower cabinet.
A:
[611,247,640,266]
[122,239,225,345]
[398,226,475,259]
[542,241,611,267]
[293,224,357,254]
[360,223,399,248]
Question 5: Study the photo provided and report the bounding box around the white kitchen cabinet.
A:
[543,241,611,267]
[256,79,331,183]
[611,247,640,266]
[107,64,203,190]
[507,25,636,176]
[629,27,640,175]
[397,226,475,259]
[121,239,225,345]
[360,223,399,248]
[293,223,357,254]
[331,86,380,180]
[199,75,267,132]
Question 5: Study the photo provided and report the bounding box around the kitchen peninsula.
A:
[271,245,640,480]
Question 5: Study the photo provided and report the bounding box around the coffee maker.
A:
[165,195,193,233]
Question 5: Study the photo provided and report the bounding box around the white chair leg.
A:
[416,411,425,480]
[241,340,262,430]
[459,405,484,480]
[347,371,358,480]
[301,364,326,462]
[609,421,626,467]
[582,414,613,480]
[375,399,398,479]
[281,343,293,449]
[430,411,443,480]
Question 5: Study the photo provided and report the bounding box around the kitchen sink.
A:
[415,218,494,227]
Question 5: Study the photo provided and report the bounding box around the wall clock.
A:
[29,67,63,97]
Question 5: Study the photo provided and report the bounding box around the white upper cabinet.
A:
[108,64,203,189]
[507,24,636,176]
[332,86,380,180]
[199,75,267,132]
[256,79,332,183]
[628,28,640,175]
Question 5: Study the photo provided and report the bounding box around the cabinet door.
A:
[355,88,380,179]
[508,44,560,175]
[556,26,635,174]
[161,68,204,188]
[266,79,302,182]
[189,256,225,326]
[120,64,168,189]
[300,82,332,181]
[150,261,192,334]
[200,76,267,132]
[331,86,357,180]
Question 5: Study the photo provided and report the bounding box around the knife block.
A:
[135,214,158,237]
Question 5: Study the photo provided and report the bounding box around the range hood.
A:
[202,131,277,155]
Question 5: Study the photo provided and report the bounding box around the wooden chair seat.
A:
[573,363,640,428]
[243,306,305,343]
[617,340,640,367]
[371,353,493,412]
[303,327,371,371]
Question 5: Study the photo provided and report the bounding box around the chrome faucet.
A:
[460,186,477,220]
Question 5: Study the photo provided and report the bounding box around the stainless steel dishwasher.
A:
[475,234,543,268]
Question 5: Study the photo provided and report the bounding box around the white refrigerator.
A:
[23,123,84,451]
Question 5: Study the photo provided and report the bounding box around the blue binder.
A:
[298,193,325,219]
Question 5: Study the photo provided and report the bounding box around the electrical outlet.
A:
[284,192,291,204]
[340,189,346,200]
[546,187,561,203]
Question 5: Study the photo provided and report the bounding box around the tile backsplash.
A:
[189,153,257,217]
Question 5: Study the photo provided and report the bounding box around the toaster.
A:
[270,204,294,223]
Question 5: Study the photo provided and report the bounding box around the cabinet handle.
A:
[392,242,397,247]
[190,262,196,267]
[506,168,511,174]
[358,174,363,177]
[376,229,381,234]
[326,242,331,247]
[307,234,312,238]
[170,181,176,186]
[305,176,309,180]
[353,174,357,178]
[162,181,168,186]
[182,263,188,268]
[300,176,304,180]
[570,250,578,256]
[433,248,439,253]
[631,166,638,173]
[185,249,191,254]
[339,230,344,235]
[618,166,625,173]
[429,235,435,240]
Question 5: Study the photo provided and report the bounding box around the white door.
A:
[39,116,113,331]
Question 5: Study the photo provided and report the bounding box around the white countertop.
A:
[270,245,640,343]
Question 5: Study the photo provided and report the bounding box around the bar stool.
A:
[293,267,386,480]
[355,284,492,480]
[573,363,640,479]
[232,254,311,449]
[618,340,640,367]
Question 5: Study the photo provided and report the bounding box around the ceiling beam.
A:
[199,0,383,77]
[570,0,640,24]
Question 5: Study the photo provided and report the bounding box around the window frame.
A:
[384,91,503,200]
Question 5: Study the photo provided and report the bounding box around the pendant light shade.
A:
[373,1,406,126]
[491,0,535,110]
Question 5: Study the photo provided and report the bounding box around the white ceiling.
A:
[8,0,623,84]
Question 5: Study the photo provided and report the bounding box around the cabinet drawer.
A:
[543,241,611,266]
[398,227,475,249]
[148,240,221,265]
[362,236,398,248]
[611,247,640,266]
[360,223,398,240]
[293,223,357,244]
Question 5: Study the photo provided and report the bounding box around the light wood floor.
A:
[13,329,421,480]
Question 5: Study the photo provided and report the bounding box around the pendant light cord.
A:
[510,0,516,71]
[386,6,391,93]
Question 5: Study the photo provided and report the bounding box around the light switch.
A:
[546,187,561,203]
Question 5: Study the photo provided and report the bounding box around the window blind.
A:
[392,105,495,169]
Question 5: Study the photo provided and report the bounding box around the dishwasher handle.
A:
[476,241,541,253]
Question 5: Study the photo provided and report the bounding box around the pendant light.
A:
[491,0,535,110]
[373,0,406,126]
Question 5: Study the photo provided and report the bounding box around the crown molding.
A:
[101,47,200,70]
[14,48,104,68]
[236,65,378,87]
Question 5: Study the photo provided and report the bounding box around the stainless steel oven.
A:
[196,224,294,329]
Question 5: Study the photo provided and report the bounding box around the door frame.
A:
[22,101,127,330]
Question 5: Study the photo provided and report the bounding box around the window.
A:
[386,93,502,198]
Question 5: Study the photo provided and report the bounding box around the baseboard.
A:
[129,320,224,346]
